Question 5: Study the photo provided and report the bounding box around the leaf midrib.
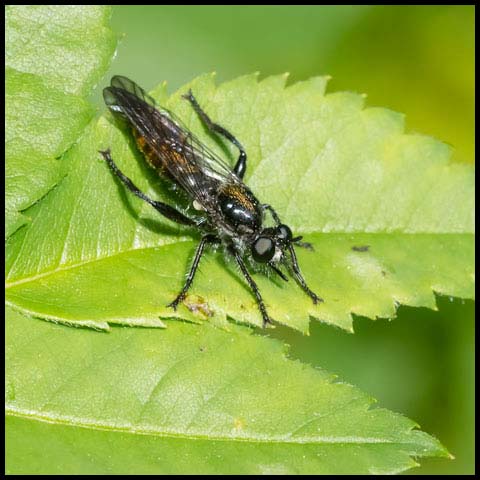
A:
[5,406,415,446]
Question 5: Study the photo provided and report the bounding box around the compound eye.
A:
[277,224,292,242]
[252,237,275,263]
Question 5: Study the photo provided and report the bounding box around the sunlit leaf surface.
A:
[5,5,116,238]
[6,74,474,332]
[5,307,449,475]
[5,6,464,475]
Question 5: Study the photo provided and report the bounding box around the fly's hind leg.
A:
[167,234,219,310]
[182,90,247,179]
[100,149,194,226]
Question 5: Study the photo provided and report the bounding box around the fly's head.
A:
[251,224,297,266]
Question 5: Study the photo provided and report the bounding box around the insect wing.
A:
[104,76,244,205]
[104,75,157,112]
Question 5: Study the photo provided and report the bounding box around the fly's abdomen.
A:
[132,128,193,183]
[133,129,163,169]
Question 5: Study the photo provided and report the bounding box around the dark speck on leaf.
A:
[352,245,370,252]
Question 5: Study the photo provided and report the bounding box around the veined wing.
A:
[103,76,244,205]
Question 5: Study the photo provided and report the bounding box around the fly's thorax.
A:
[216,182,262,234]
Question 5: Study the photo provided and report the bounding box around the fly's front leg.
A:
[228,246,272,328]
[168,234,219,310]
[183,90,247,179]
[263,204,314,250]
[262,204,282,225]
[100,149,194,226]
[287,244,323,304]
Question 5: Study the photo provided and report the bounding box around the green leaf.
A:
[5,5,116,96]
[5,306,449,475]
[5,73,474,332]
[5,5,116,238]
[4,7,458,474]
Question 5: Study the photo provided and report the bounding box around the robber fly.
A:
[100,76,322,327]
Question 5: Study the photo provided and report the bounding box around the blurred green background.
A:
[96,6,475,475]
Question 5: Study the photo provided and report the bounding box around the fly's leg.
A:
[268,262,289,282]
[167,234,219,310]
[183,90,247,179]
[262,204,282,225]
[229,246,273,328]
[287,244,323,304]
[263,203,314,250]
[100,149,194,226]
